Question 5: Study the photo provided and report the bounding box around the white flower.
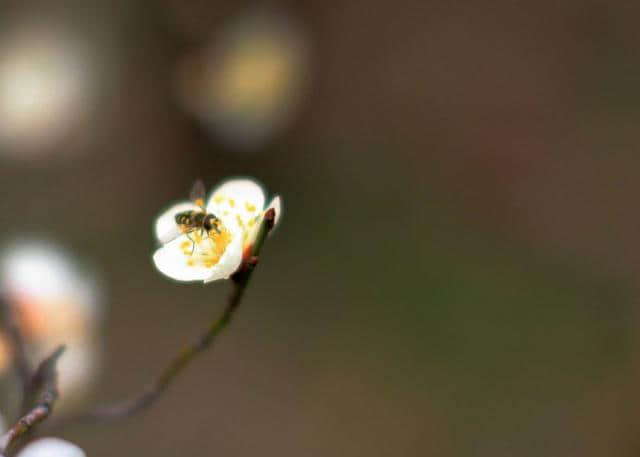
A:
[0,240,102,406]
[0,242,101,339]
[153,178,282,283]
[15,438,86,457]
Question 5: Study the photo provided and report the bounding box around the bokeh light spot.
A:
[176,10,310,151]
[0,28,92,156]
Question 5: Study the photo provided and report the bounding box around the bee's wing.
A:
[190,179,206,208]
[155,202,199,244]
[158,226,183,244]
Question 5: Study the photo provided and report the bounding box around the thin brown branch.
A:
[0,346,65,456]
[56,208,276,426]
[72,282,246,423]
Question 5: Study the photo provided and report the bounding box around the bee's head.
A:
[203,213,220,232]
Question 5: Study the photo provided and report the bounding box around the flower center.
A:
[211,193,263,244]
[179,225,232,269]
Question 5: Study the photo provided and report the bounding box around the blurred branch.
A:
[0,346,65,456]
[58,208,276,425]
[0,295,33,393]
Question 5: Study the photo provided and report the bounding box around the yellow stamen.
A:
[245,202,256,212]
[229,198,236,208]
[180,223,233,269]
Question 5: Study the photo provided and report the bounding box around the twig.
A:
[0,346,65,456]
[58,208,276,425]
[0,295,32,393]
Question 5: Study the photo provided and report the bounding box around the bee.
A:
[174,180,221,252]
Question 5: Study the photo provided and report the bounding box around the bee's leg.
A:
[186,232,196,255]
[198,229,208,257]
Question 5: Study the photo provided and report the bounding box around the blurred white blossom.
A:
[0,333,12,374]
[0,240,102,404]
[15,438,85,457]
[0,26,93,155]
[175,9,310,150]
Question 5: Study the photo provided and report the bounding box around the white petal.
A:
[243,195,283,248]
[204,224,244,282]
[152,235,214,282]
[206,178,266,214]
[154,201,200,244]
[16,438,86,457]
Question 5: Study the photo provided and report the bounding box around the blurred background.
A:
[0,0,639,455]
